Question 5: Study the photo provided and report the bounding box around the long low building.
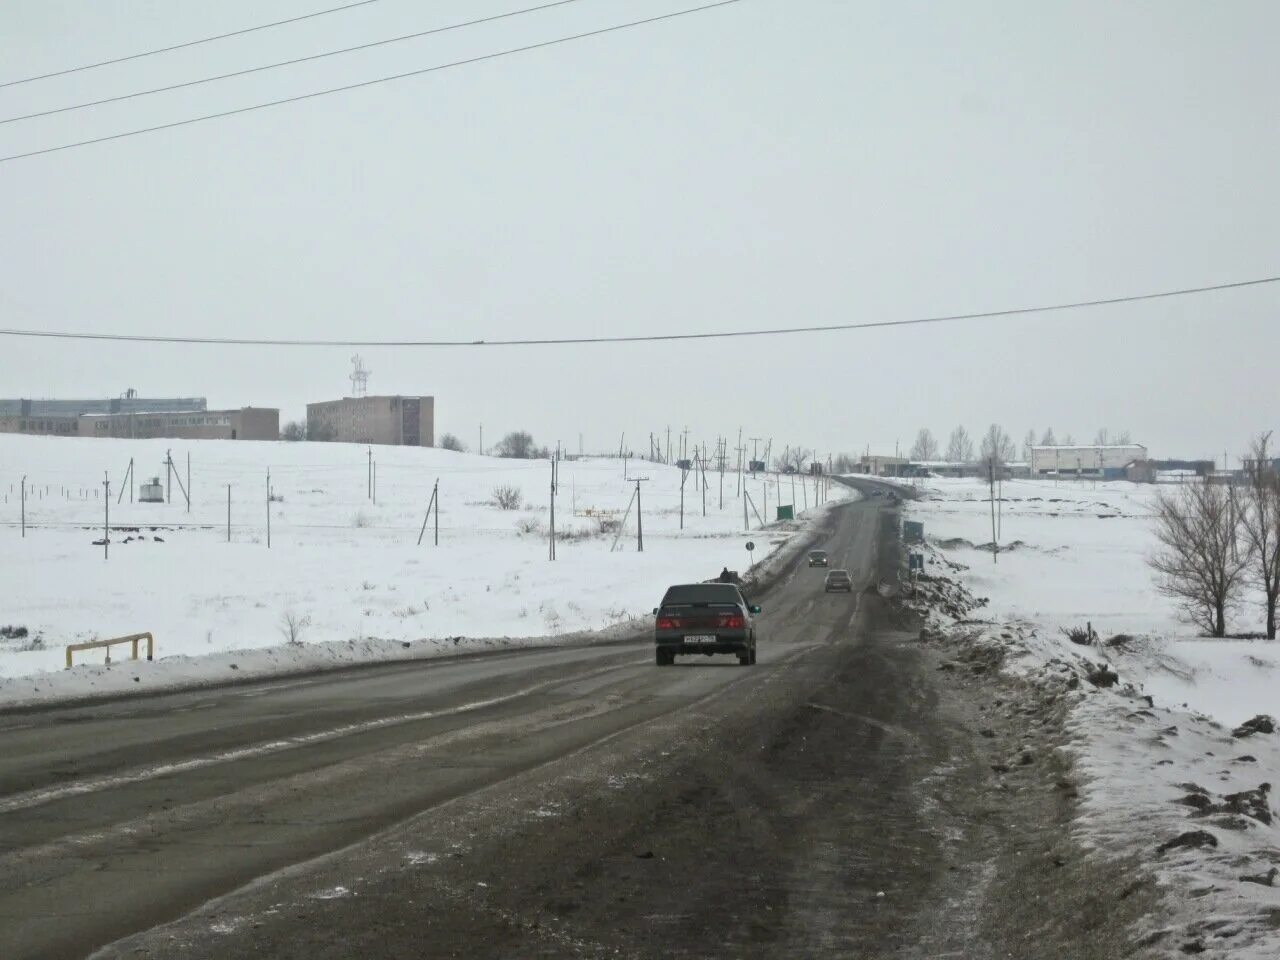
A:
[0,400,278,441]
[306,396,434,446]
[79,407,279,441]
[1030,444,1147,477]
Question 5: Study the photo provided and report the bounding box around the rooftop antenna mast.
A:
[349,355,371,397]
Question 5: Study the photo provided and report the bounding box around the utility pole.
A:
[665,426,671,465]
[634,478,647,552]
[679,464,687,530]
[718,439,725,510]
[736,428,744,495]
[166,448,172,503]
[700,452,707,517]
[549,458,557,560]
[103,472,109,560]
[988,458,998,564]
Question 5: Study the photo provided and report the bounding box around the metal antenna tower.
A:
[349,355,371,397]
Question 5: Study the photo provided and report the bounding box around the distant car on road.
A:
[824,569,853,593]
[653,583,759,666]
[807,550,829,567]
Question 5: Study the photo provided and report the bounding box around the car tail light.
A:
[656,616,680,630]
[718,614,745,629]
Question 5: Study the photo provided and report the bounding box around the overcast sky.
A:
[1,0,1276,462]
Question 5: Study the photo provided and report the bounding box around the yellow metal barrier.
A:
[65,632,154,669]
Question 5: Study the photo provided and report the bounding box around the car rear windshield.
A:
[660,584,742,606]
[809,551,826,558]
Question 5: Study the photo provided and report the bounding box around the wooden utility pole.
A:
[103,472,109,560]
[549,459,557,560]
[988,458,998,564]
[635,478,646,552]
[417,480,440,546]
[679,465,687,530]
[700,452,708,517]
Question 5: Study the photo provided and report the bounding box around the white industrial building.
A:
[1030,444,1147,478]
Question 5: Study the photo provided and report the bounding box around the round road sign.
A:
[746,541,755,551]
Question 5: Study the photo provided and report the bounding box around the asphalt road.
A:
[0,492,1146,959]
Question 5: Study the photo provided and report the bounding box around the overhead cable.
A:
[0,0,745,164]
[0,0,384,89]
[0,0,592,126]
[0,276,1273,348]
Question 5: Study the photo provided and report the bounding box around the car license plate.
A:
[685,635,716,643]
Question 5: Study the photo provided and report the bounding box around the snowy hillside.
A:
[0,435,839,695]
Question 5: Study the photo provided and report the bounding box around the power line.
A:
[0,276,1274,348]
[0,0,592,126]
[0,0,384,90]
[0,0,744,165]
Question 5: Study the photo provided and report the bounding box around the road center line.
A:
[0,660,644,816]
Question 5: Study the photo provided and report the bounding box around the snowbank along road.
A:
[0,492,1147,959]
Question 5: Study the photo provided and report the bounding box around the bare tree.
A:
[278,610,312,645]
[1115,429,1133,445]
[1040,427,1057,446]
[910,428,939,461]
[1062,433,1076,445]
[979,424,1016,465]
[1242,432,1280,639]
[945,426,974,463]
[496,431,538,458]
[1023,429,1037,461]
[439,433,466,452]
[832,452,858,474]
[777,447,812,473]
[280,421,306,442]
[1149,483,1248,637]
[1094,428,1110,446]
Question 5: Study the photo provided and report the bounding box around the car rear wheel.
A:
[656,649,672,666]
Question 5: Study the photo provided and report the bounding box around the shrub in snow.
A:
[352,511,373,528]
[493,485,522,510]
[516,517,544,536]
[279,611,312,645]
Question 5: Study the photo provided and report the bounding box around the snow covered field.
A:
[0,435,840,703]
[909,477,1280,957]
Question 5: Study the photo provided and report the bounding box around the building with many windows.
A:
[0,396,278,441]
[306,396,435,446]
